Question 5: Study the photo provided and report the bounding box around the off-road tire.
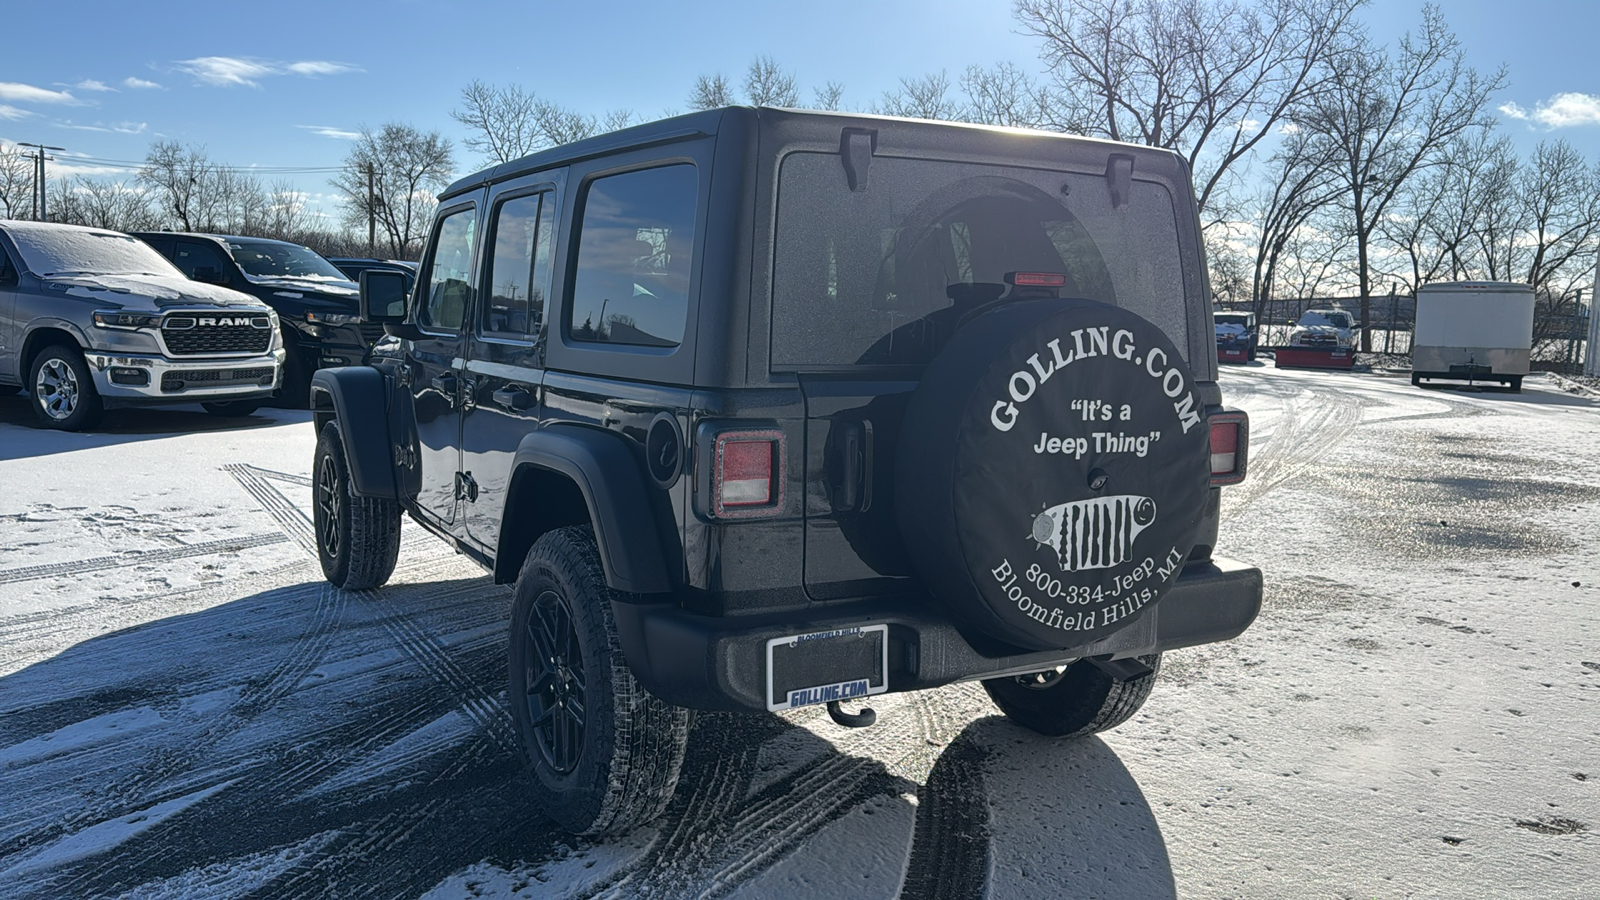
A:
[202,400,262,417]
[509,525,691,836]
[313,421,400,589]
[29,344,103,431]
[982,653,1162,738]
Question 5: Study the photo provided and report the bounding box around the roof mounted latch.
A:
[1106,153,1134,209]
[841,128,876,193]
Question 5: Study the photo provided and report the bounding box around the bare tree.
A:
[689,73,736,110]
[1299,4,1504,349]
[53,177,158,232]
[1014,0,1366,216]
[961,62,1056,128]
[878,72,960,120]
[812,81,846,111]
[137,140,213,231]
[452,80,543,166]
[1249,125,1345,314]
[1381,127,1513,290]
[744,55,799,107]
[332,123,454,259]
[0,142,33,219]
[1515,139,1600,298]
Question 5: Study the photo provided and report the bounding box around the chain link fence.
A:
[1217,292,1591,373]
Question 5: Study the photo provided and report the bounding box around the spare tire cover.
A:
[895,298,1210,651]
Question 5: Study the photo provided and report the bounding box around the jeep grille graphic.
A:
[1032,495,1157,572]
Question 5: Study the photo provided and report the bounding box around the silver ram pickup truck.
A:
[0,221,285,430]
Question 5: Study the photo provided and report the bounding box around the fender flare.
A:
[21,318,92,361]
[310,366,399,499]
[508,425,673,595]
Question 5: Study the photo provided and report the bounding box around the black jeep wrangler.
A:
[310,107,1262,836]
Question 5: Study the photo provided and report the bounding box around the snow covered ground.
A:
[0,367,1595,899]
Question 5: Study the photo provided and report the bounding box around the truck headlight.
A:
[305,310,359,326]
[93,311,162,329]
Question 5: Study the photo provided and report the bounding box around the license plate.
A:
[765,624,889,711]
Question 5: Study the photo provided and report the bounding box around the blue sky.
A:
[3,0,1599,224]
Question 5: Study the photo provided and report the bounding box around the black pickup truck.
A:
[132,233,381,404]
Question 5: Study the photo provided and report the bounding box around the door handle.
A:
[492,386,535,411]
[430,372,457,394]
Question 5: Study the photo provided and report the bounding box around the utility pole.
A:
[20,143,66,221]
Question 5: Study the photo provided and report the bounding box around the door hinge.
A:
[455,471,479,503]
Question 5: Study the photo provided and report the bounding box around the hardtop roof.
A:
[439,106,1190,200]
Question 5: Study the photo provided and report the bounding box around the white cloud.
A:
[0,104,33,120]
[74,80,115,92]
[175,57,278,87]
[1500,92,1600,129]
[56,121,148,135]
[1500,101,1529,121]
[0,82,79,105]
[174,57,361,88]
[286,61,359,76]
[297,124,361,140]
[124,77,162,90]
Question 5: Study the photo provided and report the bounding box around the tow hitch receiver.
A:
[1087,655,1155,681]
[826,700,878,728]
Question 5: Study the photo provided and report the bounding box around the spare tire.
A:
[896,298,1210,651]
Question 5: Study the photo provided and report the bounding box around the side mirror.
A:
[359,269,410,322]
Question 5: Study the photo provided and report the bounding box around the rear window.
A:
[568,164,697,349]
[771,154,1189,368]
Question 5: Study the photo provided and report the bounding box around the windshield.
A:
[8,227,182,278]
[1299,310,1352,329]
[771,153,1189,368]
[227,240,350,282]
[1215,313,1251,328]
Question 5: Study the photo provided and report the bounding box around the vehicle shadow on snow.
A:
[0,394,309,460]
[0,575,1174,900]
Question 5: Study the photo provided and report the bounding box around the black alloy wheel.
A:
[312,422,400,589]
[316,449,343,563]
[523,589,587,774]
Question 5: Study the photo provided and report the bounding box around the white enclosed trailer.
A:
[1412,281,1534,392]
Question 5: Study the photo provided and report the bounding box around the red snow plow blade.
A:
[1274,347,1355,369]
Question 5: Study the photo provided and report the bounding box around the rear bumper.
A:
[1274,347,1354,369]
[613,556,1263,712]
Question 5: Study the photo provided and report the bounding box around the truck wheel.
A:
[509,525,691,836]
[1508,376,1523,393]
[202,400,262,417]
[29,345,103,431]
[983,653,1161,737]
[313,422,400,589]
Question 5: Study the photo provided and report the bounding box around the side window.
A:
[0,244,14,283]
[483,192,555,338]
[172,240,227,281]
[421,207,477,332]
[568,164,697,348]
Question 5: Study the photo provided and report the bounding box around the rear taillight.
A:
[712,430,785,517]
[1208,410,1249,486]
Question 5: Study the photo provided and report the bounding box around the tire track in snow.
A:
[897,735,990,900]
[222,463,317,557]
[579,688,989,899]
[0,534,288,586]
